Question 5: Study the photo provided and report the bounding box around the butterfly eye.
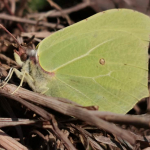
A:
[20,53,28,61]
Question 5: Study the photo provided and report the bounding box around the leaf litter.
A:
[1,0,150,149]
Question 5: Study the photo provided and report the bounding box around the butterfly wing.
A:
[37,9,150,114]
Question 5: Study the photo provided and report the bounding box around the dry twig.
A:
[27,1,91,19]
[0,129,28,150]
[0,54,18,66]
[0,13,64,29]
[1,0,24,32]
[0,85,76,150]
[21,31,52,39]
[0,83,143,146]
[0,118,37,128]
[91,111,150,128]
[47,0,73,25]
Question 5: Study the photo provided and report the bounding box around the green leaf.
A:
[28,0,48,11]
[22,9,150,114]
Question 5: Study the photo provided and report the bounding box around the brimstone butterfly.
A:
[14,9,150,114]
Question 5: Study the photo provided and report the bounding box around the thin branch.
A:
[0,24,21,48]
[70,124,104,149]
[21,31,52,38]
[27,2,91,18]
[47,0,73,25]
[0,118,37,128]
[1,0,24,32]
[0,13,64,29]
[0,129,28,150]
[0,86,76,150]
[15,0,28,17]
[0,84,140,145]
[91,111,150,128]
[0,54,18,66]
[0,24,26,59]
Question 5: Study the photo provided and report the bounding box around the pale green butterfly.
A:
[12,9,150,114]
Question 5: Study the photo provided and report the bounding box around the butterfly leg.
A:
[41,87,49,94]
[0,67,14,88]
[11,71,25,94]
[12,68,36,94]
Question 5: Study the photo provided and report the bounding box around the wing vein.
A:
[52,38,114,71]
